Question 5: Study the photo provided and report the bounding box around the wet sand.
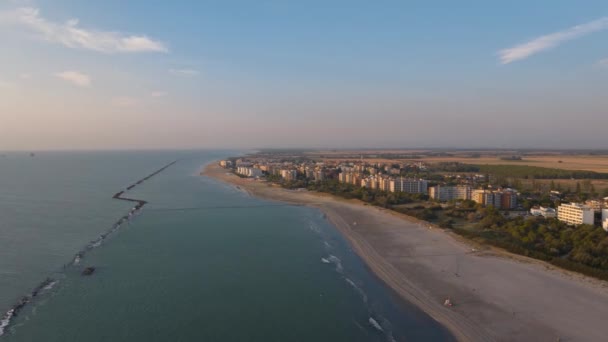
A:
[203,163,608,341]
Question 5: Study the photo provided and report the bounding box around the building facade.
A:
[429,185,471,201]
[389,178,428,194]
[557,203,594,226]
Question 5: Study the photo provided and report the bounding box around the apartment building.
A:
[389,178,428,194]
[557,202,594,226]
[236,166,263,178]
[429,185,471,201]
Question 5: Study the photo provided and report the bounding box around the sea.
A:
[0,150,452,341]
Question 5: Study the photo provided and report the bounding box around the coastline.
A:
[203,162,608,341]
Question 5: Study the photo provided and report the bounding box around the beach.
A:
[204,162,608,342]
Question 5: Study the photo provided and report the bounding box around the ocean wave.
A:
[42,280,58,291]
[326,255,343,273]
[345,277,368,304]
[0,278,55,336]
[0,308,15,336]
[368,316,397,342]
[369,317,384,332]
[321,257,331,264]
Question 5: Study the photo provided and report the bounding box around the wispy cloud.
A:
[0,7,168,53]
[111,96,139,107]
[169,68,199,77]
[150,91,168,97]
[498,17,608,64]
[54,71,91,87]
[19,73,31,79]
[598,58,608,68]
[0,79,16,89]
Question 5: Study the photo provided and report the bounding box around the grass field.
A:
[304,150,608,173]
[413,155,608,173]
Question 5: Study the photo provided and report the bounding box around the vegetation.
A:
[477,164,608,180]
[455,206,608,280]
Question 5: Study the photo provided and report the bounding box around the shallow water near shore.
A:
[1,151,452,341]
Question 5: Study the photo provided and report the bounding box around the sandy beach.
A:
[203,163,608,341]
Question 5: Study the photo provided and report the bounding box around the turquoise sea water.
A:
[0,151,452,341]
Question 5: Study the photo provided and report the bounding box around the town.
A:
[221,156,608,231]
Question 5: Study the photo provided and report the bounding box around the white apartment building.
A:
[236,166,263,178]
[389,178,428,194]
[557,202,594,226]
[429,185,471,201]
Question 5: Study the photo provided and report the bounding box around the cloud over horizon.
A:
[498,17,608,64]
[54,71,91,87]
[0,7,168,53]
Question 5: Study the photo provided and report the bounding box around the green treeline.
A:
[478,165,608,179]
[432,162,608,179]
[457,206,608,280]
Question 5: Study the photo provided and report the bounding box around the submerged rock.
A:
[82,267,96,276]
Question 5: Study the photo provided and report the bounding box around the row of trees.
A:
[478,164,608,180]
[462,206,608,279]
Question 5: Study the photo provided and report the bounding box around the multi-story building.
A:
[429,185,471,201]
[236,166,263,178]
[472,189,518,209]
[602,209,608,231]
[313,170,325,181]
[557,203,594,226]
[498,189,518,209]
[389,178,428,194]
[472,189,494,206]
[280,169,298,181]
[378,177,390,192]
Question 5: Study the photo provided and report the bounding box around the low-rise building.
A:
[530,206,557,218]
[557,202,594,226]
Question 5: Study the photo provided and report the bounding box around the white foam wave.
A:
[345,277,368,303]
[369,317,384,332]
[321,258,331,264]
[327,255,343,273]
[42,280,58,291]
[0,308,15,336]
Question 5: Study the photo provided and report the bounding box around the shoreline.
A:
[203,162,608,341]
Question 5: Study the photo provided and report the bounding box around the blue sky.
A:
[1,0,607,150]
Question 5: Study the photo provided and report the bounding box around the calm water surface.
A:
[0,151,452,341]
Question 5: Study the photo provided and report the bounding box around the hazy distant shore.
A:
[203,162,608,342]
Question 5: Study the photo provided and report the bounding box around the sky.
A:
[1,0,607,150]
